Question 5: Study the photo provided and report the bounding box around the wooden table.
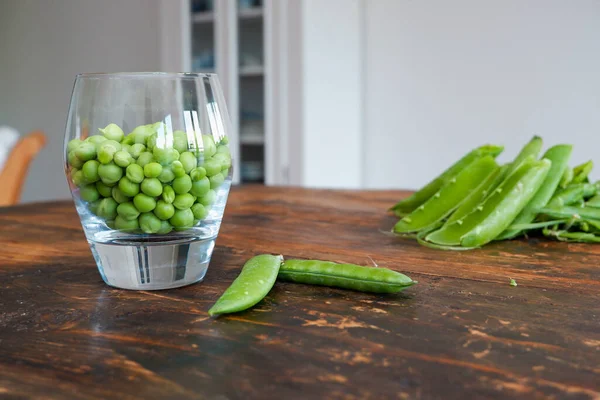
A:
[1,186,599,399]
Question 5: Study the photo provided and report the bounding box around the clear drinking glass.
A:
[63,73,233,290]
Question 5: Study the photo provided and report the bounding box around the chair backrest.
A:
[0,131,47,206]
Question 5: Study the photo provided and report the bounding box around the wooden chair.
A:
[0,131,47,206]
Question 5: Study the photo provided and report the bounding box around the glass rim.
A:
[76,72,217,79]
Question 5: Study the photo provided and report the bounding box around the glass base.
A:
[89,236,216,290]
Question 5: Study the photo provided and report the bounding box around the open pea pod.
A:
[572,160,594,184]
[497,144,572,240]
[389,144,504,216]
[546,182,597,208]
[424,157,551,247]
[393,156,498,233]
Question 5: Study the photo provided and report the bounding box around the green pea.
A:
[198,189,216,206]
[154,200,175,220]
[111,187,130,204]
[72,170,87,187]
[212,153,232,170]
[146,132,158,151]
[114,215,139,231]
[118,177,140,197]
[95,181,112,197]
[157,220,173,234]
[141,178,163,197]
[96,197,118,220]
[98,163,123,185]
[173,130,189,153]
[121,135,135,146]
[216,144,230,154]
[139,212,162,234]
[67,151,84,169]
[114,150,133,168]
[278,259,417,294]
[162,186,175,204]
[82,160,100,182]
[99,123,125,142]
[191,203,208,220]
[144,162,163,178]
[75,142,97,162]
[190,176,210,197]
[128,143,146,159]
[117,201,140,221]
[169,208,194,229]
[202,159,221,177]
[130,124,155,144]
[153,147,179,166]
[202,135,217,158]
[208,254,283,316]
[84,135,107,146]
[190,167,207,182]
[97,140,122,164]
[121,143,131,153]
[133,193,157,213]
[173,193,195,210]
[67,138,83,153]
[171,161,186,178]
[209,173,225,190]
[157,166,175,183]
[179,152,197,173]
[126,163,144,184]
[136,152,154,168]
[80,184,100,202]
[172,175,192,194]
[88,200,101,215]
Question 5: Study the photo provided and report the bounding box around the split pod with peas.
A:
[208,255,417,316]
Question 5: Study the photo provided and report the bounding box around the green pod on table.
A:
[393,156,498,233]
[572,160,594,184]
[208,254,283,316]
[425,157,551,247]
[497,144,572,240]
[278,259,416,293]
[539,205,600,221]
[445,164,507,225]
[546,183,597,208]
[389,144,504,216]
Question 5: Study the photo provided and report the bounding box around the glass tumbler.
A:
[63,73,233,290]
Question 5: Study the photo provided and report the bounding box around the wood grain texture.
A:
[0,186,599,400]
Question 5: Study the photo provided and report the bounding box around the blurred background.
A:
[0,0,599,204]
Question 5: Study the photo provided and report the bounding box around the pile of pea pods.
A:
[66,122,231,234]
[390,136,600,249]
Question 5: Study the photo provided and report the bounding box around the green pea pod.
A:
[393,156,498,233]
[497,144,572,240]
[586,194,600,208]
[208,254,283,316]
[572,160,593,184]
[547,183,597,208]
[543,229,600,243]
[539,206,600,221]
[499,136,543,182]
[445,164,508,225]
[278,259,416,293]
[559,167,574,189]
[425,157,550,246]
[389,144,504,216]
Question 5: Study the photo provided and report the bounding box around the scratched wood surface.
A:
[0,186,599,400]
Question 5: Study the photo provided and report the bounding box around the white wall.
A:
[364,0,600,189]
[0,0,162,203]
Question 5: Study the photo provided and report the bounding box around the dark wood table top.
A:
[1,186,599,399]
